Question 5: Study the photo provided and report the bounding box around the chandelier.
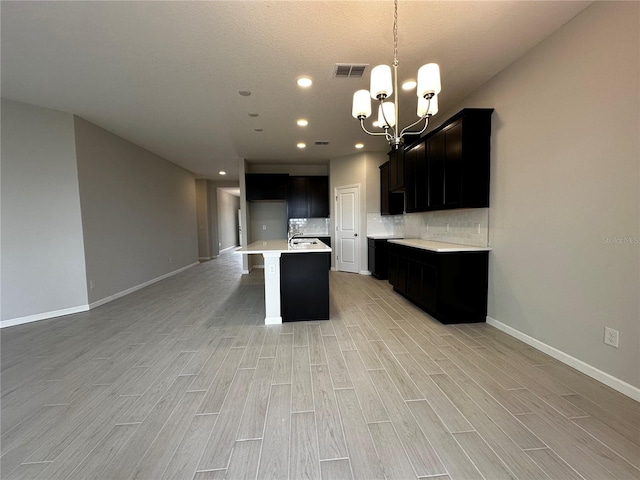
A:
[351,0,441,149]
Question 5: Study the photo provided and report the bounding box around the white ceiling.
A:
[1,1,592,180]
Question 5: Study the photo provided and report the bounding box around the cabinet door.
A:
[389,148,405,191]
[444,121,463,208]
[413,141,428,211]
[308,176,329,217]
[427,132,445,209]
[288,177,309,218]
[246,174,288,201]
[406,260,422,302]
[380,163,390,215]
[404,144,417,213]
[380,163,404,215]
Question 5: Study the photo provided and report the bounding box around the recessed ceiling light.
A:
[372,120,381,128]
[297,142,306,149]
[255,128,263,132]
[402,81,417,91]
[239,90,251,96]
[248,113,259,117]
[219,171,226,175]
[297,77,312,88]
[355,143,364,149]
[297,119,309,127]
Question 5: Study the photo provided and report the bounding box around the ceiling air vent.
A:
[314,141,330,146]
[334,64,368,78]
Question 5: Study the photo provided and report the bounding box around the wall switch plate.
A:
[89,280,95,290]
[263,225,267,230]
[604,327,619,348]
[476,223,481,234]
[446,223,450,233]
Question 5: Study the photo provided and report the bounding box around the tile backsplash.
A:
[367,208,490,247]
[288,218,330,236]
[366,213,405,237]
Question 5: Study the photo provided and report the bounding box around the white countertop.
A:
[235,238,332,255]
[389,238,492,252]
[367,234,404,239]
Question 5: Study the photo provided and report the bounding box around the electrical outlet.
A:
[604,327,619,348]
[445,223,450,233]
[268,264,276,275]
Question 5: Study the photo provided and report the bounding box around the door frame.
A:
[334,183,362,274]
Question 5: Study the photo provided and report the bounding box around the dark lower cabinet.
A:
[280,253,330,321]
[388,243,488,324]
[368,238,391,279]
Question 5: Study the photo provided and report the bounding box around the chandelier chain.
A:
[393,0,399,67]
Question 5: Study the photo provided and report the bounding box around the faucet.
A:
[288,231,303,245]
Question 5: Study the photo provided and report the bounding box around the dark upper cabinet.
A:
[436,109,492,210]
[388,147,405,192]
[404,140,427,213]
[427,130,446,209]
[404,108,493,212]
[245,174,288,201]
[380,162,404,216]
[308,176,330,217]
[287,176,329,218]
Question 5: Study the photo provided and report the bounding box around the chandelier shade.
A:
[352,90,372,119]
[417,63,441,99]
[370,65,393,100]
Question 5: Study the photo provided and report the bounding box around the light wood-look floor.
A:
[2,251,639,480]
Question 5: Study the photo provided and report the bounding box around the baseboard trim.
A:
[219,245,238,254]
[486,316,640,401]
[360,270,372,276]
[199,256,212,261]
[89,262,199,310]
[1,304,90,328]
[1,262,199,329]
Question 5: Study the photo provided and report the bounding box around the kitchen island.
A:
[235,239,331,324]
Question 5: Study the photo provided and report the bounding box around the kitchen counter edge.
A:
[388,238,491,252]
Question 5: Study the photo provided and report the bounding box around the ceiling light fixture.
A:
[297,119,309,127]
[351,0,440,150]
[219,171,226,175]
[297,142,306,149]
[297,77,312,88]
[355,143,364,149]
[401,80,416,91]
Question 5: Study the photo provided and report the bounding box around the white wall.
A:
[217,189,240,250]
[438,2,639,390]
[196,179,211,260]
[1,99,89,324]
[74,117,198,305]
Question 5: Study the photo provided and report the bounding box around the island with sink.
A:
[235,238,331,324]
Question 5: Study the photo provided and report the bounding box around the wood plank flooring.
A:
[2,251,639,480]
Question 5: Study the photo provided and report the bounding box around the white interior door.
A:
[336,185,360,273]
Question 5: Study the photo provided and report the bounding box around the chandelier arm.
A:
[399,116,428,138]
[401,116,432,138]
[379,99,397,139]
[359,118,389,137]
